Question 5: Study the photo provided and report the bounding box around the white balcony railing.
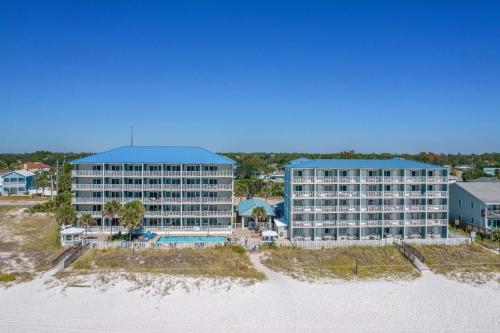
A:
[293,206,315,213]
[292,191,314,198]
[293,176,315,183]
[427,176,448,183]
[405,205,426,212]
[143,171,162,177]
[314,206,337,213]
[72,170,103,177]
[183,171,201,177]
[427,191,448,198]
[315,191,337,198]
[362,205,383,212]
[383,176,405,183]
[406,219,426,226]
[405,191,425,198]
[202,170,233,177]
[76,211,102,217]
[383,191,404,198]
[337,206,359,212]
[315,176,337,183]
[361,191,382,198]
[143,184,163,190]
[427,219,448,225]
[383,205,404,212]
[405,176,426,183]
[428,205,448,212]
[202,197,232,203]
[361,176,383,183]
[338,220,359,227]
[72,184,103,190]
[337,176,359,183]
[122,171,142,177]
[337,191,359,198]
[72,197,103,204]
[163,171,182,177]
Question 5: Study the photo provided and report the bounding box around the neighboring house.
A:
[70,146,235,233]
[449,182,500,230]
[483,167,500,176]
[284,158,449,241]
[236,197,275,229]
[23,162,50,173]
[1,170,36,195]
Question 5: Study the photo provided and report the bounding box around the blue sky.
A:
[1,1,499,153]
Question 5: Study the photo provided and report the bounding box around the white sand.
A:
[0,254,499,332]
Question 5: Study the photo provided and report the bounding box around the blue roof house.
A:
[237,198,275,230]
[1,170,35,195]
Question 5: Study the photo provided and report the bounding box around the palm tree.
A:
[120,200,145,241]
[77,213,96,238]
[259,186,273,199]
[55,205,77,227]
[235,182,249,197]
[35,171,48,197]
[103,200,122,239]
[251,206,268,229]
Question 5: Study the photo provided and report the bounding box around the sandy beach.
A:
[0,254,498,333]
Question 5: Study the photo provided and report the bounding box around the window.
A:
[384,170,391,177]
[458,200,461,207]
[471,217,475,224]
[458,213,462,219]
[471,202,474,209]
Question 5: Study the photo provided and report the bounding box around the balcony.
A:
[122,184,143,190]
[201,184,232,190]
[337,206,359,212]
[292,191,314,198]
[337,191,359,198]
[163,184,182,190]
[360,220,383,226]
[405,205,426,212]
[183,171,201,177]
[315,176,337,183]
[383,191,404,198]
[427,219,448,225]
[361,191,382,198]
[315,191,337,198]
[162,211,182,217]
[382,220,404,226]
[338,176,359,183]
[143,184,162,190]
[72,197,103,204]
[361,176,383,183]
[313,206,336,213]
[427,176,448,183]
[293,176,315,183]
[405,191,425,198]
[384,205,404,212]
[72,170,103,177]
[487,210,500,218]
[406,219,426,226]
[202,170,233,177]
[163,171,181,177]
[383,176,405,183]
[122,171,143,177]
[76,211,102,217]
[143,171,162,177]
[104,170,125,177]
[315,220,337,227]
[71,184,103,190]
[338,220,359,227]
[427,191,448,198]
[182,197,201,203]
[362,205,383,212]
[293,206,315,213]
[202,211,232,217]
[293,221,314,227]
[406,176,426,183]
[202,197,232,203]
[144,211,163,217]
[103,184,123,190]
[428,205,448,212]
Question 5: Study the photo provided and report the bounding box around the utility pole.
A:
[56,159,59,192]
[130,126,134,146]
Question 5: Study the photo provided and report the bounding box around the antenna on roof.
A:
[130,126,134,146]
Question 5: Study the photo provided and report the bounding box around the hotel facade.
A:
[284,158,449,241]
[71,146,235,232]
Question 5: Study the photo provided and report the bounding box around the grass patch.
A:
[0,273,16,283]
[0,207,62,282]
[262,246,419,280]
[416,244,500,275]
[70,245,265,281]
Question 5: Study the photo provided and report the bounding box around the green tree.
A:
[77,213,96,238]
[120,200,145,241]
[251,206,268,229]
[0,160,8,171]
[57,163,73,193]
[270,182,284,197]
[55,205,77,226]
[54,191,72,208]
[259,186,273,199]
[234,182,249,197]
[495,169,500,179]
[34,171,49,196]
[103,200,122,238]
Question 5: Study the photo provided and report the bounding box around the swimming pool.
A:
[156,236,226,244]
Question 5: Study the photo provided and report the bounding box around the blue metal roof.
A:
[71,146,235,164]
[286,158,444,169]
[237,198,275,217]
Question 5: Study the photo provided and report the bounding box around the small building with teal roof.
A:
[237,197,275,229]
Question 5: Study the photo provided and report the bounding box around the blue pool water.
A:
[156,236,226,244]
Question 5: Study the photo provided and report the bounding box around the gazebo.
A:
[60,227,85,246]
[237,198,275,229]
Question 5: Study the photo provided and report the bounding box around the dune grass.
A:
[0,207,62,283]
[262,246,419,280]
[69,246,265,281]
[416,244,500,275]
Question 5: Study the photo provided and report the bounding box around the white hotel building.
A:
[284,158,449,241]
[70,146,235,233]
